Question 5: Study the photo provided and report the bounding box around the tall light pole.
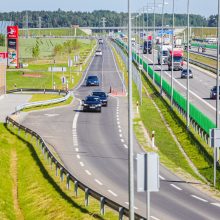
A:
[171,0,175,106]
[186,0,190,128]
[128,0,134,218]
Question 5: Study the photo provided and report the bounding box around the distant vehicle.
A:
[184,43,191,50]
[143,40,152,54]
[202,46,206,53]
[205,38,217,44]
[99,39,104,44]
[175,39,182,48]
[95,49,102,56]
[82,96,102,112]
[131,38,136,46]
[167,48,184,71]
[91,90,108,106]
[157,45,170,64]
[210,86,220,99]
[86,75,100,86]
[181,69,193,79]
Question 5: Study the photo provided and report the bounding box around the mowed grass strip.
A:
[0,123,118,220]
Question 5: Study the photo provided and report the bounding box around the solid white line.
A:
[80,162,84,167]
[85,170,92,176]
[170,184,182,191]
[76,154,80,159]
[151,216,160,220]
[123,144,128,149]
[95,179,103,186]
[191,195,208,202]
[108,190,118,197]
[159,175,165,180]
[211,203,220,208]
[121,139,125,143]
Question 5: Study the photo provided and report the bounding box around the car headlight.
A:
[96,104,102,107]
[83,104,88,106]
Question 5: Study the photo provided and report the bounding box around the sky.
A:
[0,0,217,17]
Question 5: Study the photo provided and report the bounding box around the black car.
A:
[82,96,102,112]
[210,86,220,99]
[86,75,99,86]
[181,69,193,79]
[91,90,108,106]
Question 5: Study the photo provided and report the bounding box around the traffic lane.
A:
[142,53,216,121]
[191,46,217,58]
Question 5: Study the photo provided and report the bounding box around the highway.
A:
[21,40,220,220]
[190,46,217,59]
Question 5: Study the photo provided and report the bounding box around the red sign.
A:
[7,26,19,39]
[148,36,153,41]
[0,52,8,59]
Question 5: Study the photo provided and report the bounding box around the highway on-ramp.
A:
[21,40,220,220]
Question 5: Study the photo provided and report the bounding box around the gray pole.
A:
[186,0,190,128]
[216,0,220,129]
[128,0,134,218]
[171,0,175,106]
[160,0,165,95]
[153,0,156,84]
[147,7,149,73]
[142,7,145,69]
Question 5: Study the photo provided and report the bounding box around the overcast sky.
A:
[0,0,217,17]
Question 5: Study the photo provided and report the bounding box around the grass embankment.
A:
[7,38,96,90]
[113,42,220,189]
[22,94,73,112]
[0,123,118,219]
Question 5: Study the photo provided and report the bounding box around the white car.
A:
[95,50,102,56]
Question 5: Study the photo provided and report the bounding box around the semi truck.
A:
[167,48,184,71]
[143,40,152,54]
[157,45,171,65]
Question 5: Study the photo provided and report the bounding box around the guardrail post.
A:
[119,207,124,220]
[55,162,58,176]
[74,181,78,197]
[85,188,89,206]
[50,156,53,170]
[100,197,105,215]
[60,168,64,182]
[66,174,70,190]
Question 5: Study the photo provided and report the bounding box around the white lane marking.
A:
[124,144,128,149]
[80,162,84,167]
[117,121,120,125]
[144,55,216,112]
[159,175,165,180]
[121,139,125,143]
[118,125,121,129]
[85,170,92,176]
[151,216,160,220]
[170,184,182,191]
[211,203,220,208]
[191,195,208,202]
[119,134,122,137]
[117,117,119,121]
[95,179,103,186]
[77,154,81,159]
[108,190,118,197]
[124,202,138,209]
[119,129,122,133]
[75,148,79,152]
[44,113,59,117]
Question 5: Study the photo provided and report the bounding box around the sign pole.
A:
[147,191,150,220]
[214,147,216,187]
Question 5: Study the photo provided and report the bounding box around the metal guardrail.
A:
[5,113,145,220]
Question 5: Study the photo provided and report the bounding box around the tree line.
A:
[0,10,217,28]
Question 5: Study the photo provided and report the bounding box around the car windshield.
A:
[174,57,183,62]
[182,70,192,74]
[92,92,106,97]
[163,51,168,56]
[88,76,98,80]
[86,96,100,102]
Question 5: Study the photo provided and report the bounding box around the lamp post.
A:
[128,0,134,218]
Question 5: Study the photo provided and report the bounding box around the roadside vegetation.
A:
[0,123,118,219]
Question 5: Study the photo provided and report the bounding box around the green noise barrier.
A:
[115,38,216,134]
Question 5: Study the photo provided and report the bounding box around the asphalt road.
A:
[190,46,217,59]
[21,40,220,220]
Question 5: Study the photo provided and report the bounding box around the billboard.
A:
[7,26,19,68]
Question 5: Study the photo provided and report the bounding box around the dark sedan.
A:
[82,96,102,112]
[91,90,108,106]
[210,86,220,99]
[181,69,193,79]
[86,75,100,86]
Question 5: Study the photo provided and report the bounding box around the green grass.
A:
[23,94,73,112]
[19,28,87,38]
[0,123,118,219]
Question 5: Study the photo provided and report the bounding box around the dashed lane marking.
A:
[95,179,103,186]
[85,170,92,176]
[151,216,160,220]
[123,144,128,149]
[211,203,220,208]
[170,184,182,191]
[159,175,165,180]
[119,129,122,133]
[80,162,84,167]
[75,148,79,152]
[121,139,125,143]
[77,154,80,159]
[191,195,208,203]
[119,134,122,137]
[108,190,118,197]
